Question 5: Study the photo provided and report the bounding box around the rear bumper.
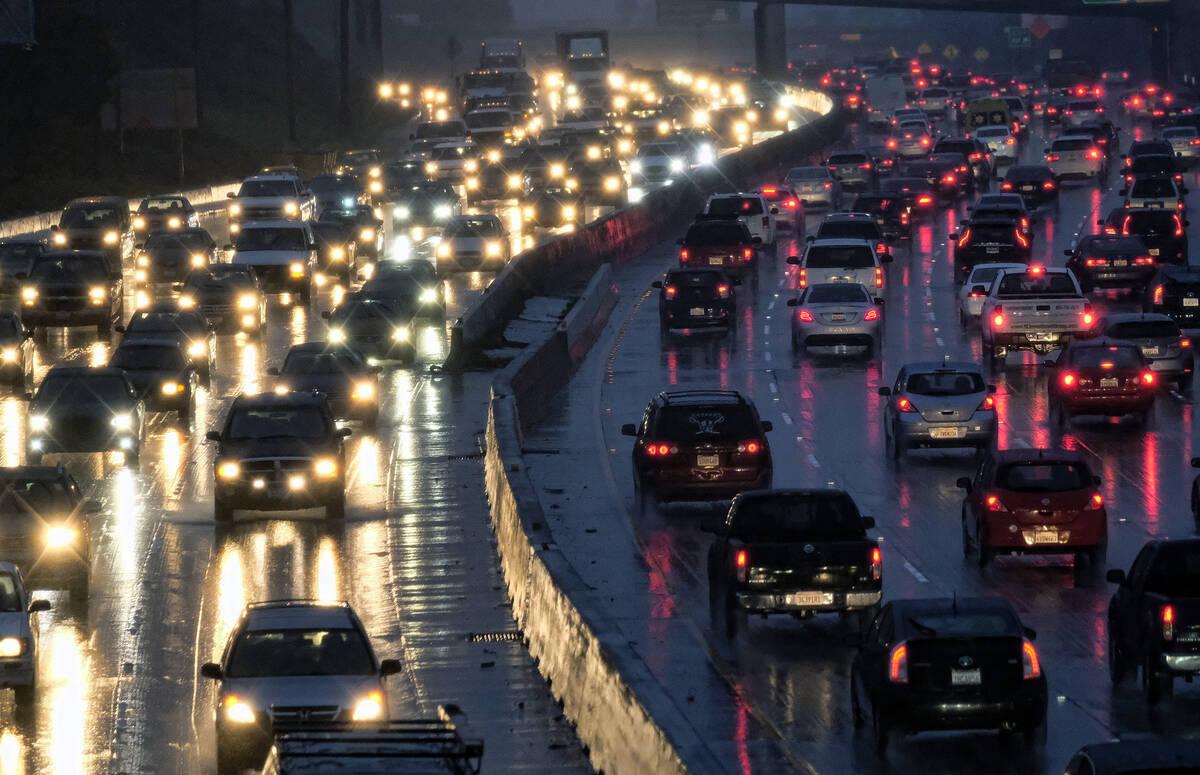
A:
[1059,393,1155,415]
[984,513,1107,549]
[1161,651,1200,673]
[0,661,35,689]
[895,414,997,447]
[736,588,880,613]
[642,468,771,501]
[988,331,1085,352]
[879,683,1046,733]
[1079,266,1156,288]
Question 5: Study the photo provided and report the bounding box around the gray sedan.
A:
[787,283,881,355]
[878,361,998,458]
[1091,312,1194,389]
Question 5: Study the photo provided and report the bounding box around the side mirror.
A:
[320,310,331,319]
[337,427,353,438]
[1043,358,1057,368]
[751,236,762,244]
[786,298,799,307]
[14,272,26,281]
[379,658,402,676]
[226,192,237,199]
[1182,186,1190,195]
[1106,569,1127,586]
[1191,456,1200,468]
[786,255,801,265]
[171,282,184,292]
[1187,221,1192,227]
[113,325,125,333]
[955,476,972,490]
[770,206,779,215]
[948,232,958,240]
[28,599,50,614]
[988,384,997,394]
[20,392,31,402]
[760,421,773,432]
[861,516,876,529]
[805,235,815,242]
[200,663,224,680]
[732,278,742,286]
[878,386,891,396]
[21,330,32,340]
[266,367,280,376]
[409,133,416,141]
[205,431,221,442]
[651,281,663,288]
[1096,220,1106,228]
[620,423,637,436]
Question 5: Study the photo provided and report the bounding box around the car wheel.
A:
[1179,372,1193,392]
[12,684,34,720]
[1144,649,1173,704]
[959,308,968,328]
[1109,626,1129,684]
[976,520,991,567]
[849,666,866,728]
[326,492,346,520]
[214,498,234,523]
[871,704,890,754]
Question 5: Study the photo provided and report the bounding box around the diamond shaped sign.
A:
[1030,17,1051,40]
[943,44,959,60]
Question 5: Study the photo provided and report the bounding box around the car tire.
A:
[871,705,890,754]
[1108,626,1130,684]
[214,498,234,523]
[326,492,346,520]
[1144,649,1173,704]
[976,520,992,568]
[12,684,34,720]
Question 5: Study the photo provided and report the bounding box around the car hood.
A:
[232,250,308,266]
[220,674,382,716]
[281,373,356,394]
[218,437,340,459]
[235,196,293,207]
[0,612,30,640]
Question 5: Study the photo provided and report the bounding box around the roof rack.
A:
[658,389,744,405]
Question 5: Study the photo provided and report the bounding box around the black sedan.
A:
[108,338,197,423]
[135,229,216,285]
[269,342,381,428]
[116,304,214,385]
[321,295,415,365]
[851,195,911,241]
[1065,234,1155,293]
[309,221,357,283]
[178,265,265,334]
[653,268,736,333]
[1145,264,1200,325]
[0,239,44,296]
[1000,165,1059,209]
[850,596,1047,752]
[368,260,444,318]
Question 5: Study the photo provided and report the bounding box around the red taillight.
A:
[1086,258,1108,267]
[798,268,806,287]
[1046,154,1060,162]
[798,308,815,323]
[1062,373,1077,388]
[784,198,798,209]
[897,397,917,413]
[1163,605,1175,641]
[762,187,777,195]
[920,136,931,146]
[1135,256,1154,265]
[985,495,1008,513]
[736,549,748,583]
[942,174,956,185]
[1086,493,1104,510]
[1143,371,1156,385]
[957,229,971,248]
[1043,180,1055,190]
[644,442,676,456]
[992,312,1005,328]
[1005,137,1015,145]
[1083,311,1094,326]
[736,440,762,454]
[978,395,995,411]
[917,195,933,206]
[1022,640,1042,679]
[1183,339,1192,348]
[743,248,753,260]
[1086,148,1101,160]
[889,643,908,683]
[823,182,833,190]
[969,152,982,161]
[680,249,689,261]
[1015,230,1029,248]
[1153,285,1164,305]
[1175,215,1185,237]
[870,547,882,581]
[863,307,880,321]
[886,139,897,149]
[665,285,677,298]
[858,163,872,169]
[1001,182,1013,191]
[716,284,729,298]
[875,267,883,288]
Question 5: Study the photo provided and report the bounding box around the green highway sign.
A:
[1005,26,1031,49]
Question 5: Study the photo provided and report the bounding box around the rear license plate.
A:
[689,307,706,316]
[1150,248,1161,256]
[708,257,725,266]
[1100,377,1119,388]
[951,668,982,686]
[1021,185,1034,192]
[986,247,1000,254]
[1033,529,1059,544]
[1185,298,1199,307]
[696,454,720,467]
[831,313,846,321]
[784,591,834,607]
[930,427,963,439]
[1113,259,1128,267]
[1143,346,1160,357]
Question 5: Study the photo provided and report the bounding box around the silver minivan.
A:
[789,238,890,293]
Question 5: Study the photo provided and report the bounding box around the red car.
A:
[677,216,759,277]
[757,185,802,228]
[1046,339,1157,427]
[958,448,1107,569]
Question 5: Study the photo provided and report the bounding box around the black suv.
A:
[652,268,736,333]
[135,228,217,285]
[178,265,266,334]
[321,295,416,364]
[27,366,145,466]
[932,136,993,184]
[1064,234,1155,293]
[1145,264,1200,326]
[950,217,1031,281]
[851,195,911,241]
[208,391,351,521]
[116,303,214,385]
[1101,207,1188,265]
[50,196,132,262]
[0,465,96,597]
[815,212,890,258]
[21,250,123,336]
[621,390,773,509]
[1000,166,1059,209]
[318,205,384,261]
[268,342,381,428]
[108,338,197,423]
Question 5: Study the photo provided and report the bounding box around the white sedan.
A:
[958,262,1027,326]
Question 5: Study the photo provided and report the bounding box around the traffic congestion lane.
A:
[523,112,1200,772]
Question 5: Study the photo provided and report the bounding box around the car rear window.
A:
[995,272,1077,296]
[665,271,720,288]
[905,371,984,396]
[996,462,1090,492]
[969,224,1017,243]
[1132,157,1173,174]
[976,127,1009,138]
[1106,321,1181,339]
[968,267,1010,285]
[1052,138,1092,151]
[684,222,748,245]
[1006,166,1051,181]
[1124,211,1180,232]
[1145,545,1200,597]
[707,197,763,216]
[732,493,864,542]
[787,168,828,181]
[904,613,1014,638]
[654,405,758,442]
[804,245,875,269]
[818,221,880,240]
[1067,345,1145,368]
[828,153,867,165]
[1131,179,1177,198]
[805,284,870,304]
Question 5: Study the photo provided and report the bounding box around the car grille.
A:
[242,206,285,220]
[270,705,341,725]
[39,294,89,312]
[237,457,312,483]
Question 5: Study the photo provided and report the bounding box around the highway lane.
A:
[525,114,1200,772]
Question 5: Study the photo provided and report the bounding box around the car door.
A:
[858,605,894,703]
[964,455,991,541]
[1118,544,1157,656]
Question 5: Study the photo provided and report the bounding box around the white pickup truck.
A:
[980,266,1093,371]
[226,175,316,234]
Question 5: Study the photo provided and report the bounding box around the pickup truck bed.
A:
[980,267,1091,368]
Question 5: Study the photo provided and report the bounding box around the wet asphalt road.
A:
[524,112,1200,773]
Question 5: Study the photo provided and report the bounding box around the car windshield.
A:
[126,314,188,336]
[638,144,680,158]
[0,574,19,612]
[144,234,192,252]
[191,266,255,287]
[818,222,879,240]
[655,405,758,442]
[905,371,984,396]
[995,272,1076,296]
[787,168,828,181]
[732,493,864,541]
[1067,345,1144,369]
[415,122,466,139]
[431,146,471,161]
[0,243,38,273]
[466,111,512,129]
[707,198,762,216]
[805,245,875,269]
[443,218,502,238]
[904,613,1013,638]
[340,152,378,166]
[141,198,186,212]
[110,344,185,371]
[36,374,131,410]
[828,154,867,165]
[282,350,363,374]
[238,181,296,197]
[331,301,395,324]
[684,222,747,245]
[1106,321,1180,339]
[1145,545,1200,597]
[805,285,870,304]
[227,406,328,440]
[1081,236,1144,255]
[235,229,306,251]
[0,479,73,516]
[996,462,1090,492]
[1131,179,1177,198]
[30,256,107,284]
[60,205,121,228]
[226,628,375,677]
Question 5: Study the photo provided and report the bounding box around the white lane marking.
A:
[767,300,775,311]
[769,382,778,394]
[777,277,786,288]
[1012,437,1031,448]
[781,413,793,425]
[764,351,772,362]
[764,324,770,335]
[807,453,820,468]
[936,337,945,347]
[904,561,930,583]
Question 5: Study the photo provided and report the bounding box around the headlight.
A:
[45,526,76,549]
[187,341,207,357]
[464,160,478,173]
[89,286,106,301]
[507,175,522,189]
[369,166,381,178]
[329,328,346,343]
[465,176,479,190]
[29,415,48,432]
[192,253,206,267]
[697,145,716,166]
[487,150,501,163]
[103,231,119,245]
[314,457,338,477]
[178,294,196,309]
[224,697,256,724]
[21,287,36,302]
[618,139,632,154]
[425,161,438,175]
[161,381,184,395]
[392,327,409,342]
[693,110,710,126]
[0,638,22,658]
[217,461,240,479]
[289,262,306,278]
[137,255,150,267]
[283,201,299,216]
[168,217,182,229]
[434,204,452,219]
[394,206,411,220]
[561,205,577,221]
[436,242,451,258]
[523,206,535,219]
[110,413,133,430]
[630,160,643,174]
[587,145,602,160]
[420,288,438,303]
[330,247,345,261]
[52,233,67,246]
[342,197,356,208]
[0,349,16,363]
[360,228,375,242]
[486,241,502,257]
[352,692,384,721]
[369,180,383,194]
[549,163,565,179]
[132,217,146,229]
[229,204,241,216]
[604,176,620,191]
[657,120,670,135]
[237,294,256,310]
[352,382,374,400]
[669,158,685,173]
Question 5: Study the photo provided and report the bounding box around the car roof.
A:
[65,196,128,207]
[243,601,356,631]
[231,391,329,409]
[656,389,748,407]
[1097,312,1177,325]
[890,596,1019,623]
[899,360,983,374]
[990,447,1085,464]
[241,175,297,183]
[807,238,874,247]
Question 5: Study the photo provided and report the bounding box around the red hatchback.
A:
[1046,339,1157,428]
[757,185,802,227]
[677,217,759,277]
[958,449,1107,569]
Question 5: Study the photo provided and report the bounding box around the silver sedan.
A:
[878,361,998,458]
[787,282,882,356]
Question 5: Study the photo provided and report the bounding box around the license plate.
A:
[1101,377,1119,388]
[1185,298,1199,307]
[1143,346,1160,357]
[930,426,963,439]
[951,668,982,686]
[986,247,1000,254]
[1114,259,1128,267]
[1032,529,1059,545]
[830,313,846,321]
[784,591,834,607]
[709,257,725,266]
[696,454,720,467]
[1021,185,1034,191]
[1150,248,1161,256]
[689,307,706,316]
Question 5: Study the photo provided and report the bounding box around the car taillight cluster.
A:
[1163,605,1175,641]
[870,547,882,581]
[889,643,908,683]
[920,136,931,146]
[992,304,1004,328]
[644,442,677,456]
[1143,371,1156,385]
[875,267,883,288]
[1086,258,1110,267]
[1085,493,1104,511]
[977,395,995,411]
[717,284,730,298]
[784,198,798,209]
[1061,373,1077,388]
[798,268,807,287]
[1022,640,1042,679]
[798,308,815,323]
[863,307,880,322]
[1000,182,1013,191]
[1043,180,1055,190]
[917,195,933,206]
[897,397,917,413]
[942,174,956,185]
[1153,285,1165,305]
[736,440,763,454]
[1045,154,1061,162]
[680,249,689,262]
[1135,257,1154,265]
[735,549,749,583]
[1082,305,1095,326]
[1086,148,1101,160]
[985,494,1008,512]
[664,285,677,298]
[743,248,753,261]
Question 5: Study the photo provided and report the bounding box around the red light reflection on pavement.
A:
[667,350,678,385]
[644,531,676,621]
[733,684,753,775]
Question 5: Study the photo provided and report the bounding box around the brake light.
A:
[992,312,1005,328]
[957,229,971,248]
[897,397,917,413]
[798,308,815,323]
[1086,148,1101,160]
[1143,371,1156,385]
[1085,258,1108,267]
[716,284,729,298]
[886,138,897,149]
[1015,230,1029,248]
[942,174,956,185]
[798,268,806,287]
[863,307,880,321]
[917,195,933,205]
[859,163,872,169]
[1061,373,1077,388]
[985,494,1008,512]
[870,547,882,581]
[1022,640,1042,679]
[978,395,995,411]
[969,152,982,161]
[1043,180,1055,190]
[736,440,762,454]
[680,249,689,261]
[1135,256,1154,265]
[644,442,677,456]
[1001,182,1013,191]
[1086,493,1104,510]
[920,136,931,146]
[1175,214,1185,237]
[1029,265,1045,275]
[1183,339,1192,348]
[900,211,909,225]
[1005,137,1015,145]
[875,267,883,288]
[889,643,908,683]
[664,285,677,298]
[762,187,777,195]
[1083,311,1094,326]
[736,549,748,583]
[1046,154,1060,162]
[784,198,798,209]
[1163,605,1175,641]
[823,182,833,190]
[742,248,753,261]
[876,243,887,254]
[1153,285,1164,305]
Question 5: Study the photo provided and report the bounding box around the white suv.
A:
[1044,136,1105,182]
[229,221,319,303]
[228,175,316,234]
[201,601,401,775]
[789,238,890,293]
[703,193,777,246]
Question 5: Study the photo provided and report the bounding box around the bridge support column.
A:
[1149,14,1172,86]
[753,2,787,78]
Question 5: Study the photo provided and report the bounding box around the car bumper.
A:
[1059,393,1156,416]
[662,304,734,329]
[214,479,344,511]
[736,588,880,613]
[895,414,997,447]
[642,468,771,501]
[1080,266,1156,287]
[796,191,836,207]
[1049,162,1102,179]
[985,514,1107,549]
[1161,651,1200,673]
[29,433,137,456]
[880,683,1046,734]
[989,331,1085,351]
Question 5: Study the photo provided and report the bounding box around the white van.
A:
[866,75,908,129]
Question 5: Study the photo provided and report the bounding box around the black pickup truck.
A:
[1107,537,1200,702]
[706,488,882,638]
